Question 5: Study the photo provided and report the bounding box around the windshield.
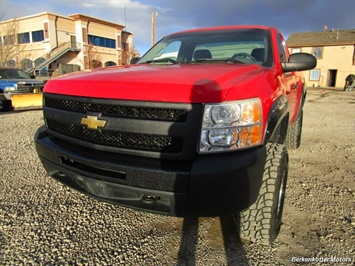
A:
[0,69,32,79]
[138,28,273,67]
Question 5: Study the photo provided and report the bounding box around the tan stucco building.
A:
[0,12,137,77]
[287,29,355,88]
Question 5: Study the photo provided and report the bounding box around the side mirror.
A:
[30,74,36,79]
[282,53,317,73]
[130,57,140,64]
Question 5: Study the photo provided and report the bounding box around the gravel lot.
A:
[1,87,354,265]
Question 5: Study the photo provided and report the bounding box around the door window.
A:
[277,34,288,63]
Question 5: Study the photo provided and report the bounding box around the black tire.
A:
[285,109,303,150]
[235,143,289,245]
[0,100,12,112]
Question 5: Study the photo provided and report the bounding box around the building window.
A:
[117,35,121,48]
[312,47,323,59]
[88,35,116,49]
[32,30,44,42]
[82,28,87,43]
[7,60,16,68]
[21,59,33,71]
[121,42,130,51]
[90,60,103,69]
[18,32,30,44]
[3,35,14,46]
[309,69,321,81]
[44,23,49,39]
[105,61,117,67]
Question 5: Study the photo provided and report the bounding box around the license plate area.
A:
[60,156,126,183]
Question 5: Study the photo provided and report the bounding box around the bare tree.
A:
[1,19,18,67]
[0,0,31,69]
[88,46,103,69]
[0,17,30,68]
[83,44,102,69]
[122,43,140,65]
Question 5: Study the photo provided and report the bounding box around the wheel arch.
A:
[263,94,289,145]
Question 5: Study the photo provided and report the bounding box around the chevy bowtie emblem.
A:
[80,115,107,129]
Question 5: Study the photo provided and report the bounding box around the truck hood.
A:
[44,64,267,103]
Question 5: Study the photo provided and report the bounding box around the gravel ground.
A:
[0,87,354,265]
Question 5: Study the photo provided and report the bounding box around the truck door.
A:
[277,34,302,123]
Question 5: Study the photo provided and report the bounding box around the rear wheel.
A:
[235,143,288,245]
[285,109,303,150]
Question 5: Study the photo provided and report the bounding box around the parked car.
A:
[0,68,44,111]
[344,74,355,91]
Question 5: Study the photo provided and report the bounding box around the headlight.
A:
[199,98,262,153]
[3,86,17,100]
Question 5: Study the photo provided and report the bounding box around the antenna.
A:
[124,2,127,30]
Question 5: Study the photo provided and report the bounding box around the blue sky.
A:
[1,0,354,54]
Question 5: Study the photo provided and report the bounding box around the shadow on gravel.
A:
[176,216,249,265]
[174,81,250,265]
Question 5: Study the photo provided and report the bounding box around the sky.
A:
[1,0,354,54]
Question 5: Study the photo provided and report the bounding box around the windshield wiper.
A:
[225,58,243,63]
[145,58,177,64]
[193,58,244,64]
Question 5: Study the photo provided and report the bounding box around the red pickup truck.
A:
[35,25,316,244]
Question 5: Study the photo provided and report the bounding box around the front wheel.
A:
[235,143,289,245]
[0,100,12,111]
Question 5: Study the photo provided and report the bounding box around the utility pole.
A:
[151,11,158,46]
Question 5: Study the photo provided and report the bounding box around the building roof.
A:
[1,12,126,31]
[69,14,124,30]
[0,12,74,24]
[287,29,355,47]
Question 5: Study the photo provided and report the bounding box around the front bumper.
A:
[35,126,266,217]
[1,91,41,100]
